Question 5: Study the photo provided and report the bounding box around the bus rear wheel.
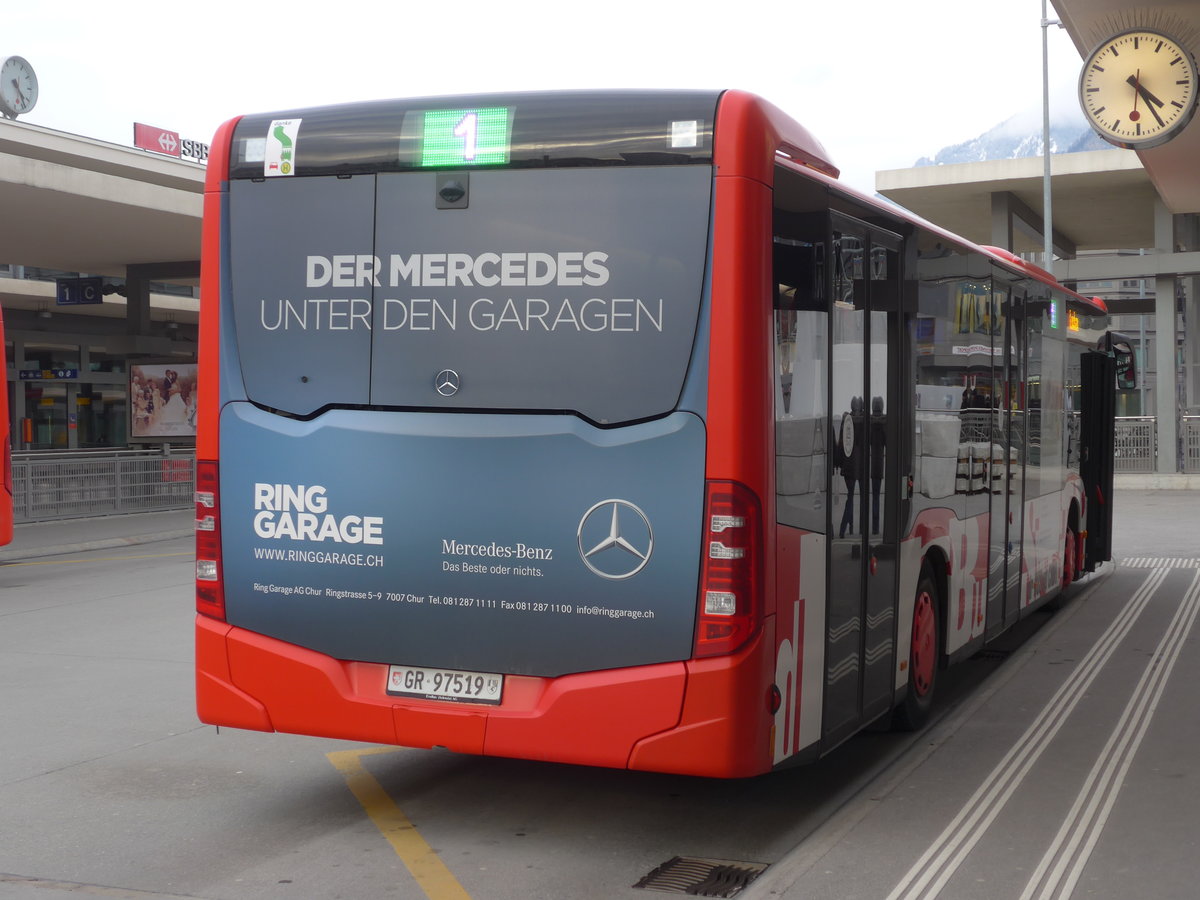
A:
[1063,525,1077,589]
[893,565,939,731]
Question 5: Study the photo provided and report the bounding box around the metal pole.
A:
[1140,314,1148,414]
[1041,1,1056,268]
[1139,254,1148,416]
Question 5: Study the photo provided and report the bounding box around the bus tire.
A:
[1062,524,1077,589]
[892,564,939,731]
[1048,515,1079,612]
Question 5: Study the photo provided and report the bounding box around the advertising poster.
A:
[130,363,197,440]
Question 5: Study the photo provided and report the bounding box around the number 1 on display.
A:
[454,113,478,161]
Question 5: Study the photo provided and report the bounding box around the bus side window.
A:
[774,238,828,534]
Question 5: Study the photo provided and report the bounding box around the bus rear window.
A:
[228,165,712,423]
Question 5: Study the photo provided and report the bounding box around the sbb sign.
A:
[133,122,209,162]
[180,138,209,161]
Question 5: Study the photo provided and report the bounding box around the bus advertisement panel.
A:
[195,90,1119,777]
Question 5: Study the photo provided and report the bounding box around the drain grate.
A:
[634,856,768,898]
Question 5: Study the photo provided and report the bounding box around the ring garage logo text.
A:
[252,483,383,545]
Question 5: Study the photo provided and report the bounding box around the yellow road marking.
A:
[327,748,473,900]
[1,552,191,567]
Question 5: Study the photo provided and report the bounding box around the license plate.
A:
[386,665,503,705]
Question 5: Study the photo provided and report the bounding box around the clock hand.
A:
[1125,74,1167,128]
[1125,74,1167,108]
[1145,99,1166,128]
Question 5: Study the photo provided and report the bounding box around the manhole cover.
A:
[634,856,768,898]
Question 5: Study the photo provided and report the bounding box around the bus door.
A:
[824,214,904,740]
[1079,341,1121,570]
[987,282,1027,634]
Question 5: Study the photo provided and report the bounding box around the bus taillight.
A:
[695,481,763,658]
[195,460,225,620]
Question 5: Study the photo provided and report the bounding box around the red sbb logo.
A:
[133,122,210,161]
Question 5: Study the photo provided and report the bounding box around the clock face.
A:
[0,56,38,118]
[1079,30,1198,149]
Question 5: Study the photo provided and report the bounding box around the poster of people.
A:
[130,363,197,440]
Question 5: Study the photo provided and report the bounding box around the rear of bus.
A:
[195,91,779,777]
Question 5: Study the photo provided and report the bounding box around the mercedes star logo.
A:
[435,369,460,397]
[577,499,654,580]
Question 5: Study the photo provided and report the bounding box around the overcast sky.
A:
[7,0,1085,193]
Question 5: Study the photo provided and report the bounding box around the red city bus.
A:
[195,90,1125,777]
[0,305,12,547]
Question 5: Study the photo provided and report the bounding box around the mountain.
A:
[914,105,1114,167]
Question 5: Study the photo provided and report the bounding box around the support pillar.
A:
[125,272,151,336]
[990,192,1015,251]
[1180,215,1200,413]
[1154,201,1178,474]
[988,191,1077,260]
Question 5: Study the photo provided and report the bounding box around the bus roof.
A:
[225,90,724,179]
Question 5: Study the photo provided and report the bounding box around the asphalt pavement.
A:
[0,508,194,564]
[2,489,1198,900]
[748,488,1200,900]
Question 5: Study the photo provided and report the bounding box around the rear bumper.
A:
[196,615,775,777]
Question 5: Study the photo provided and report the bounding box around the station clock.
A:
[0,56,38,119]
[1079,30,1198,149]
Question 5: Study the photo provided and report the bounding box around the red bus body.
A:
[195,91,1114,777]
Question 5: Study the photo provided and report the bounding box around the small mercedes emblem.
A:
[435,369,460,397]
[577,499,654,580]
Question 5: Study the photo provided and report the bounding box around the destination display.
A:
[415,107,513,167]
[226,91,717,178]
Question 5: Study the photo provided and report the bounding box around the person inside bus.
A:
[960,383,991,409]
[837,396,866,539]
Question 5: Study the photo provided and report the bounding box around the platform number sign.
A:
[420,107,512,167]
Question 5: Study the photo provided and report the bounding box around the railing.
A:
[5,416,1195,524]
[1185,417,1200,475]
[1114,417,1156,473]
[11,449,195,523]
